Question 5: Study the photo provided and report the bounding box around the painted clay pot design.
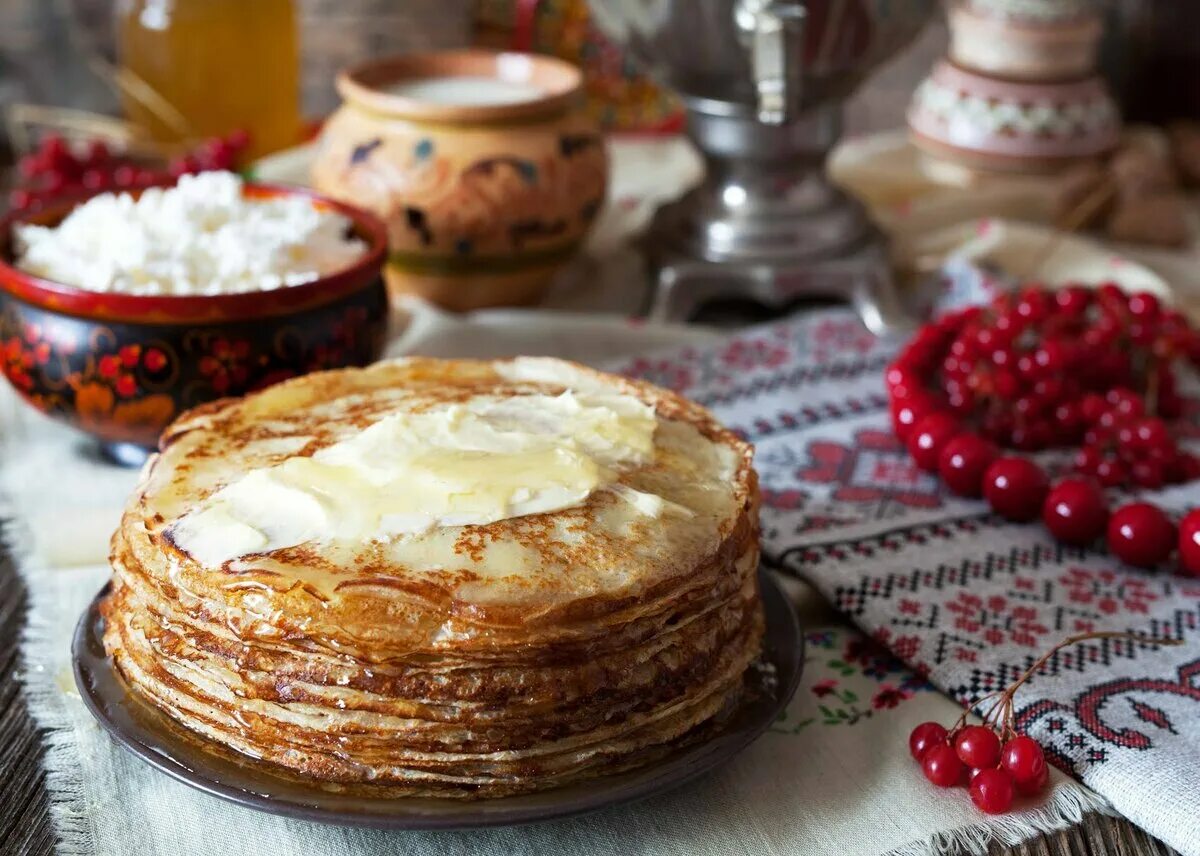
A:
[0,185,389,462]
[908,61,1120,174]
[312,50,608,311]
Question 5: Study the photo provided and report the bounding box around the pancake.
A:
[101,356,762,797]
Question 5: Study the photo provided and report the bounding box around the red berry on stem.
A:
[922,743,965,787]
[1015,762,1050,797]
[939,434,998,498]
[1001,736,1046,785]
[1042,479,1108,546]
[955,725,1002,769]
[909,721,948,761]
[908,412,961,473]
[1107,503,1176,568]
[1177,510,1200,577]
[970,768,1015,814]
[1095,458,1128,488]
[984,457,1049,523]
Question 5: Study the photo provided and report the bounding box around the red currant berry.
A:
[1127,291,1160,320]
[1107,503,1176,568]
[8,189,35,210]
[1131,459,1166,490]
[112,165,138,187]
[970,768,1015,814]
[1001,735,1046,785]
[984,457,1049,523]
[1178,510,1200,578]
[84,139,110,166]
[955,725,1002,769]
[1074,446,1103,475]
[1106,388,1145,418]
[1042,479,1108,546]
[1016,289,1049,324]
[1095,458,1128,488]
[1080,394,1108,424]
[891,396,935,443]
[938,434,998,498]
[1133,418,1171,451]
[226,128,251,151]
[886,361,922,398]
[922,743,965,788]
[1015,762,1049,797]
[908,412,962,473]
[909,721,948,761]
[1054,285,1091,316]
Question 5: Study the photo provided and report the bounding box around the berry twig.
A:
[909,630,1182,814]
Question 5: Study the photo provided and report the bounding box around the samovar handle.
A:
[735,0,807,125]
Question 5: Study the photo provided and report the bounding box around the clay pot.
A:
[908,61,1121,174]
[312,50,608,312]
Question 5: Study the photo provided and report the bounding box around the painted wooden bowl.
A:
[311,50,608,311]
[0,184,389,463]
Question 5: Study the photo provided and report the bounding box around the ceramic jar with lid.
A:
[312,50,608,311]
[948,0,1102,81]
[909,0,1120,175]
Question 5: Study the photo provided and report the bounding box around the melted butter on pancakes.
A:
[170,389,665,567]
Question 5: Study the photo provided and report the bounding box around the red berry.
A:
[1107,503,1176,568]
[1015,762,1050,797]
[1042,479,1108,546]
[922,742,964,787]
[113,165,138,187]
[1054,285,1092,316]
[1127,291,1160,320]
[1074,446,1103,475]
[886,361,919,394]
[226,128,251,151]
[909,721,948,761]
[892,396,935,443]
[955,725,1002,769]
[1179,511,1200,577]
[1131,459,1166,489]
[84,139,110,166]
[1001,735,1046,785]
[1080,393,1108,424]
[970,768,1015,814]
[1106,388,1144,418]
[938,434,998,498]
[984,457,1049,523]
[908,412,962,472]
[1095,458,1128,488]
[8,189,35,210]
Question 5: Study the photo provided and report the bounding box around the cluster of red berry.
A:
[908,630,1179,814]
[887,284,1200,575]
[8,131,250,213]
[910,721,1046,815]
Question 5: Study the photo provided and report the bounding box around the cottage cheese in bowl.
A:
[12,172,367,296]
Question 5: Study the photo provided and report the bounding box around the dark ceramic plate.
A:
[73,569,802,830]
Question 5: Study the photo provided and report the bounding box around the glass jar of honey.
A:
[115,0,301,158]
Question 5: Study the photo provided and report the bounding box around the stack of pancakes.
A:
[102,357,761,797]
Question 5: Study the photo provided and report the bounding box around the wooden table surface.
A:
[0,535,1180,856]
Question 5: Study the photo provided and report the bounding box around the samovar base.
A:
[646,234,914,337]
